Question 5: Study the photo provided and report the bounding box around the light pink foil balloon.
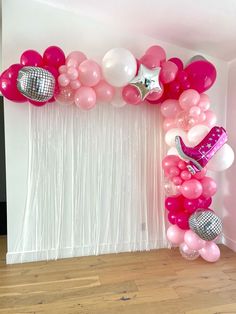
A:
[78,60,102,87]
[203,110,217,128]
[198,93,210,111]
[74,86,96,110]
[184,230,206,250]
[179,89,200,110]
[161,99,181,118]
[167,225,185,245]
[199,241,220,262]
[94,80,115,103]
[54,86,75,105]
[179,242,200,260]
[66,51,87,67]
[160,61,178,84]
[163,118,177,132]
[58,74,70,87]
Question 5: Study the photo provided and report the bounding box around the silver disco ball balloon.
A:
[189,209,222,241]
[17,66,55,102]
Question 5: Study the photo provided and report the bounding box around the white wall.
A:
[3,0,229,263]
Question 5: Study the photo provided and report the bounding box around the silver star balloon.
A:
[130,64,162,100]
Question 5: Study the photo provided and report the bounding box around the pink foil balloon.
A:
[160,61,178,84]
[198,93,210,111]
[167,225,185,245]
[168,58,183,71]
[200,177,217,198]
[74,86,96,110]
[145,45,166,63]
[20,50,43,67]
[66,51,87,67]
[179,89,200,110]
[78,60,102,87]
[43,46,65,68]
[160,99,181,118]
[180,179,203,199]
[199,241,220,262]
[184,230,206,250]
[163,118,177,132]
[94,80,115,103]
[122,85,141,105]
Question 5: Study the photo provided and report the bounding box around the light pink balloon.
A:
[94,80,115,103]
[198,93,210,111]
[198,112,206,123]
[74,86,97,110]
[66,51,87,67]
[175,111,197,131]
[179,242,200,260]
[160,99,181,118]
[167,225,186,245]
[189,106,201,117]
[140,54,160,69]
[180,170,192,181]
[58,73,70,87]
[163,118,177,131]
[145,45,166,62]
[67,67,79,80]
[179,89,200,111]
[180,179,203,199]
[172,176,183,186]
[203,110,217,128]
[59,65,67,74]
[160,61,178,84]
[78,60,102,87]
[184,230,206,250]
[54,86,75,105]
[70,79,81,90]
[201,176,217,198]
[199,241,220,262]
[194,167,207,179]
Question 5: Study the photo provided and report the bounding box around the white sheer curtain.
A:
[10,102,167,263]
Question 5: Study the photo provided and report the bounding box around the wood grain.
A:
[0,236,236,313]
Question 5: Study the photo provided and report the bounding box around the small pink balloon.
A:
[67,67,79,80]
[160,99,181,118]
[74,86,96,110]
[59,65,67,74]
[176,212,190,230]
[200,176,217,198]
[66,51,87,67]
[179,89,200,110]
[184,230,206,250]
[139,54,160,69]
[180,179,203,199]
[167,225,185,245]
[160,61,178,84]
[180,170,192,181]
[43,46,65,68]
[163,118,177,131]
[168,166,180,177]
[70,79,81,90]
[145,45,166,63]
[55,86,75,105]
[168,58,183,71]
[203,110,217,128]
[122,85,141,105]
[175,111,196,131]
[94,80,115,103]
[172,176,183,186]
[189,106,201,117]
[58,73,70,87]
[178,160,187,170]
[78,60,101,87]
[20,50,43,67]
[199,241,220,262]
[194,167,207,179]
[179,242,200,260]
[198,93,210,111]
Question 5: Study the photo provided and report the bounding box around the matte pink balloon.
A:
[185,60,217,93]
[162,155,180,171]
[201,176,217,198]
[199,241,220,262]
[184,230,206,250]
[168,58,183,71]
[180,179,203,199]
[74,86,96,110]
[163,118,177,131]
[160,99,181,118]
[145,45,166,63]
[203,110,217,128]
[122,85,141,105]
[20,50,43,67]
[78,60,101,87]
[176,212,190,230]
[179,89,200,110]
[43,46,65,68]
[160,61,178,84]
[167,225,185,245]
[198,93,210,111]
[94,80,115,103]
[66,51,87,67]
[139,54,160,69]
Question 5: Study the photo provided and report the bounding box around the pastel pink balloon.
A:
[145,45,166,63]
[162,155,180,171]
[140,54,160,69]
[59,65,67,74]
[163,118,177,131]
[179,89,200,110]
[58,74,70,87]
[94,80,115,103]
[160,99,181,118]
[175,111,197,131]
[178,161,187,170]
[74,86,96,110]
[160,61,178,84]
[78,60,101,87]
[66,51,87,67]
[198,112,206,123]
[70,79,81,90]
[54,86,75,105]
[200,176,217,198]
[198,94,210,111]
[199,241,220,262]
[20,49,43,67]
[184,230,206,250]
[122,85,141,105]
[189,106,201,117]
[172,176,183,186]
[203,110,217,128]
[194,167,207,179]
[167,225,185,245]
[180,179,203,199]
[67,67,79,80]
[168,58,183,71]
[43,46,65,68]
[168,166,180,178]
[180,170,192,181]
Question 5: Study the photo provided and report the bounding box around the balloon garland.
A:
[0,45,234,262]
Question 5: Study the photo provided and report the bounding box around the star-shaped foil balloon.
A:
[130,64,162,100]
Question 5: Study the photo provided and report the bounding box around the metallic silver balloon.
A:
[17,66,55,102]
[186,55,206,66]
[189,209,222,241]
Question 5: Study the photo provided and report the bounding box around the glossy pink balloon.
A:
[179,89,200,110]
[78,60,101,87]
[43,46,65,68]
[198,196,212,208]
[74,87,96,110]
[168,58,183,71]
[176,212,190,230]
[180,170,192,181]
[163,118,177,131]
[167,81,182,99]
[183,198,199,214]
[122,85,141,105]
[185,60,217,93]
[160,99,181,118]
[184,230,206,250]
[139,54,160,69]
[168,210,178,225]
[201,177,217,198]
[203,110,217,128]
[198,93,210,111]
[168,166,180,178]
[66,51,87,67]
[165,196,181,211]
[180,179,203,199]
[94,80,115,103]
[199,241,220,262]
[20,50,43,67]
[167,225,185,245]
[160,61,178,84]
[145,45,166,63]
[194,167,207,180]
[162,155,180,171]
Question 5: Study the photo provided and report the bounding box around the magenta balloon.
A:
[20,50,43,67]
[165,196,181,211]
[180,179,203,199]
[185,60,217,93]
[201,176,217,198]
[29,99,47,106]
[122,85,141,105]
[167,81,182,99]
[176,212,190,230]
[167,225,185,245]
[198,196,212,208]
[183,198,199,214]
[168,210,178,225]
[168,58,183,71]
[43,46,65,68]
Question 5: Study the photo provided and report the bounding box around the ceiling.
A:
[28,0,236,61]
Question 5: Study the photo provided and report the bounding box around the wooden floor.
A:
[1,236,236,313]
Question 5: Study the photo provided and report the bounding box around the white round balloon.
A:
[102,48,137,87]
[165,128,188,147]
[208,143,235,171]
[187,124,210,146]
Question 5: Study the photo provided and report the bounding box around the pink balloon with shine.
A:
[78,60,101,87]
[74,86,96,110]
[167,225,185,245]
[20,50,43,67]
[94,80,115,103]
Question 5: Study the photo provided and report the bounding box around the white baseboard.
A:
[221,233,236,252]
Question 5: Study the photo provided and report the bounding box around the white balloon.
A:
[188,124,210,146]
[167,147,187,160]
[111,88,127,108]
[102,48,137,87]
[165,128,188,147]
[208,143,235,171]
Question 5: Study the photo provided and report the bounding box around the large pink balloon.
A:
[66,51,87,67]
[122,85,141,105]
[94,80,115,103]
[43,46,65,68]
[185,60,217,93]
[184,230,206,250]
[74,87,96,110]
[199,241,220,262]
[139,54,160,69]
[162,155,179,172]
[78,60,101,87]
[180,179,203,199]
[179,89,200,110]
[145,45,166,63]
[167,225,185,245]
[160,61,178,84]
[20,50,43,67]
[160,99,181,118]
[168,58,183,71]
[203,110,217,128]
[201,176,217,198]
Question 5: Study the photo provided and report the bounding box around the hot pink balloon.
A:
[163,118,177,131]
[203,110,217,128]
[122,85,141,105]
[168,210,178,225]
[199,241,220,262]
[168,58,183,71]
[29,99,47,106]
[66,51,87,67]
[74,86,96,110]
[198,196,212,208]
[183,198,199,214]
[198,93,210,111]
[160,99,181,118]
[165,196,181,211]
[94,80,115,103]
[20,50,43,67]
[78,60,101,87]
[179,89,200,110]
[185,60,217,93]
[43,46,65,68]
[162,155,180,172]
[184,230,206,250]
[176,70,188,84]
[201,176,217,198]
[160,61,178,84]
[145,45,166,63]
[176,212,190,230]
[180,179,203,199]
[167,81,182,99]
[167,225,185,245]
[139,54,160,69]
